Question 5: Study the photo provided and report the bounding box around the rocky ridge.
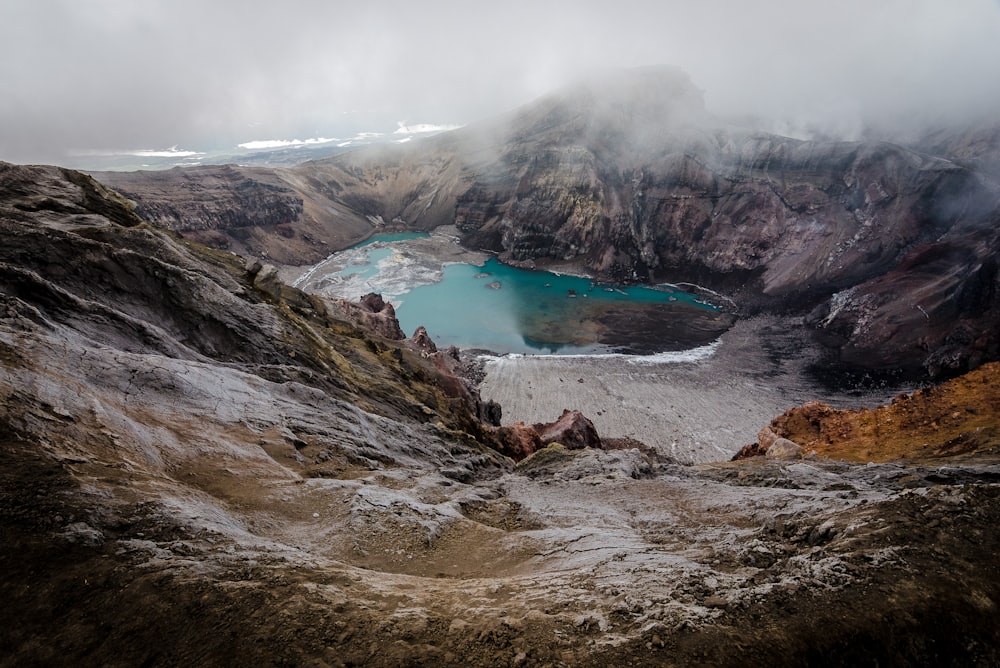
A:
[95,163,376,266]
[4,162,1000,665]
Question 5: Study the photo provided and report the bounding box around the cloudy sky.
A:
[3,0,1000,165]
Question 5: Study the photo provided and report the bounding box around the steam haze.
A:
[3,0,1000,165]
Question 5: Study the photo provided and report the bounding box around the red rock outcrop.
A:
[492,409,603,462]
[738,362,1000,462]
[534,409,602,452]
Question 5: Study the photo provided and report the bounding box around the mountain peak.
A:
[515,65,708,136]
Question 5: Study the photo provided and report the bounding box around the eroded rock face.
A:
[1,162,143,228]
[95,164,376,265]
[808,221,1000,376]
[461,133,985,306]
[96,164,303,231]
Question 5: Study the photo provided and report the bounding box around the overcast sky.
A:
[3,0,1000,165]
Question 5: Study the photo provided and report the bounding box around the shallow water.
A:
[295,232,725,355]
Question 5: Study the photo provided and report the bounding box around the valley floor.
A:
[479,315,909,464]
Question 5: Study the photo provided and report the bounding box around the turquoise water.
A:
[319,233,721,354]
[337,247,396,281]
[394,257,714,354]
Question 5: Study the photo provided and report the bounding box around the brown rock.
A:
[533,409,602,451]
[492,422,544,461]
[410,326,438,353]
[337,293,405,340]
[359,292,388,313]
[491,410,603,461]
[730,442,767,461]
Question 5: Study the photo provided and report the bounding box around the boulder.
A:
[533,409,602,452]
[757,427,780,450]
[492,410,603,462]
[766,438,804,460]
[492,422,544,461]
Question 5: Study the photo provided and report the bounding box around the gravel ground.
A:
[478,315,910,463]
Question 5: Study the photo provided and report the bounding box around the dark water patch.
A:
[806,359,929,397]
[591,302,736,355]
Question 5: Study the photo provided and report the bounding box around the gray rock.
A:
[60,522,104,547]
[766,438,804,460]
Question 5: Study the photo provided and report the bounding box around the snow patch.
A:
[237,137,339,150]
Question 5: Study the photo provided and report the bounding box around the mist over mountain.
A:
[97,65,1000,379]
[5,5,1000,664]
[5,1,1000,166]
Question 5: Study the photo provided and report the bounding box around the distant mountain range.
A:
[66,124,462,172]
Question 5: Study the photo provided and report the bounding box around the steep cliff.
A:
[808,218,1000,375]
[96,164,375,265]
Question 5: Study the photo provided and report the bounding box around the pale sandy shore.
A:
[478,316,906,464]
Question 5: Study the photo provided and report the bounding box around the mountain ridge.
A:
[94,66,1000,377]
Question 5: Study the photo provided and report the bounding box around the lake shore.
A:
[281,231,914,463]
[476,315,911,464]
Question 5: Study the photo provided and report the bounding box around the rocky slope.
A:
[4,162,1000,665]
[737,360,1000,463]
[807,217,1000,376]
[93,67,1000,377]
[95,163,376,266]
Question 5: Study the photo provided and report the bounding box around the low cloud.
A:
[3,0,1000,165]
